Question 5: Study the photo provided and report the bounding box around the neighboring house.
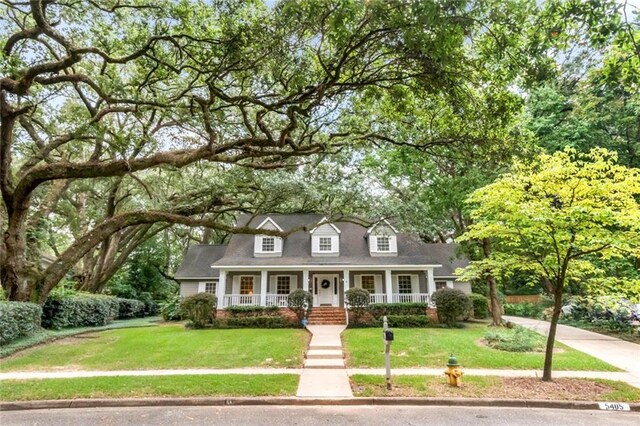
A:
[175,214,470,310]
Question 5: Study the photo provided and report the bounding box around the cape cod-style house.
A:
[176,214,470,312]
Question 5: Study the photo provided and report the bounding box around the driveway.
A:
[505,316,640,387]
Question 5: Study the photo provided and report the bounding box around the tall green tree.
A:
[459,149,640,381]
[1,0,507,302]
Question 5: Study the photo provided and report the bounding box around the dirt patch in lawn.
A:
[352,377,639,401]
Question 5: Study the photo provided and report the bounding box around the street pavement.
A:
[2,405,639,425]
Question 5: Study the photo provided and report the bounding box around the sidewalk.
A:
[505,316,640,388]
[296,325,352,398]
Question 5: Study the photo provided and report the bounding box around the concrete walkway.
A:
[296,325,353,398]
[505,316,640,388]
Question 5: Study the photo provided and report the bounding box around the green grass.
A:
[350,374,640,401]
[0,316,160,358]
[343,324,619,371]
[1,325,308,371]
[0,374,299,401]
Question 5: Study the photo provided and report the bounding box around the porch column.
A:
[260,270,268,306]
[343,269,350,306]
[302,269,309,292]
[426,268,436,297]
[385,269,393,303]
[216,270,227,309]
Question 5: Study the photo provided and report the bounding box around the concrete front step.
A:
[306,349,343,359]
[309,345,342,351]
[303,358,345,368]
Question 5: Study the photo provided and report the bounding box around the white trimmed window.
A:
[319,237,332,251]
[361,275,375,293]
[436,281,447,290]
[240,276,254,295]
[398,275,412,294]
[277,276,291,295]
[376,236,390,251]
[261,236,275,252]
[205,282,217,294]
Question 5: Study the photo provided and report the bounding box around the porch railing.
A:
[223,294,260,307]
[266,294,289,308]
[392,293,430,304]
[369,293,387,304]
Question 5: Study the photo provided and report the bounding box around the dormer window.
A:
[368,219,398,257]
[319,237,333,252]
[253,217,283,257]
[310,217,340,257]
[261,236,275,252]
[376,236,390,252]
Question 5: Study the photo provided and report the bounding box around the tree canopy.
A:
[459,148,640,380]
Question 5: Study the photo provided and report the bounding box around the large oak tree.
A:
[1,0,490,302]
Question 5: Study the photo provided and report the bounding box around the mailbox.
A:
[384,329,394,342]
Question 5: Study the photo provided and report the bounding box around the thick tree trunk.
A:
[482,238,502,326]
[542,281,564,381]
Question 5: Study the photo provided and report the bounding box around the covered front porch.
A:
[214,265,445,309]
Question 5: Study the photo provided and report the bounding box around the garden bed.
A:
[350,375,640,401]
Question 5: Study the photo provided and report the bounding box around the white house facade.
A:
[175,214,471,309]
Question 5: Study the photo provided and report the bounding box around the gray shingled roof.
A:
[209,214,467,276]
[175,245,226,278]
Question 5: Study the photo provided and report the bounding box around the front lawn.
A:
[0,324,308,371]
[350,375,640,401]
[0,374,299,401]
[343,324,618,371]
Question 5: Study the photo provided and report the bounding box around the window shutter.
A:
[392,275,397,293]
[389,236,398,253]
[254,276,260,292]
[312,237,319,253]
[290,275,298,290]
[411,275,419,293]
[332,236,339,253]
[232,276,240,294]
[354,275,361,289]
[254,236,262,254]
[269,276,276,293]
[374,275,382,294]
[274,237,283,253]
[370,236,377,253]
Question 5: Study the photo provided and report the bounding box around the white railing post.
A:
[343,269,350,307]
[385,270,393,304]
[217,270,227,309]
[260,270,268,307]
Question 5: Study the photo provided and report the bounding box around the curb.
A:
[2,397,639,412]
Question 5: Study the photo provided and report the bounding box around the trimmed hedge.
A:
[0,302,42,344]
[369,303,428,318]
[180,293,217,328]
[211,316,294,329]
[373,314,435,328]
[288,289,313,321]
[42,292,119,329]
[432,288,472,326]
[225,305,280,317]
[117,298,146,319]
[469,293,489,319]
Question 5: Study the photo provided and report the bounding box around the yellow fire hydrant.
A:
[444,354,463,387]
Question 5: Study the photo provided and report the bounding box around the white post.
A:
[383,315,392,390]
[302,269,309,292]
[385,269,393,303]
[343,269,350,307]
[426,269,436,299]
[260,270,268,306]
[217,270,227,309]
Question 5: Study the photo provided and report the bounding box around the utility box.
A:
[384,329,394,342]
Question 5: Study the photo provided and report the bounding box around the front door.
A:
[314,274,338,306]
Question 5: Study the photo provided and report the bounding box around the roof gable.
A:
[310,217,341,234]
[255,217,283,232]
